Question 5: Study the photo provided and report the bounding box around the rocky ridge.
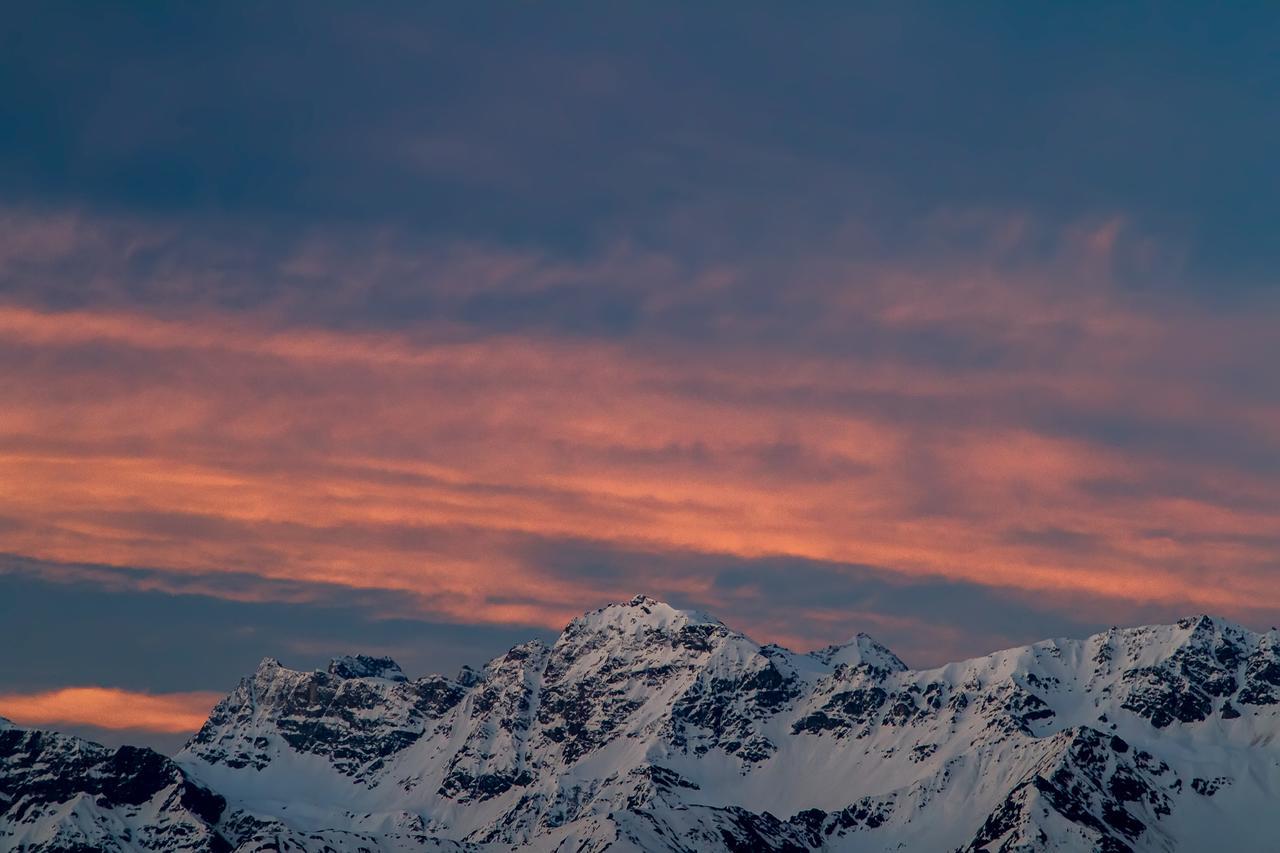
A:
[3,598,1279,851]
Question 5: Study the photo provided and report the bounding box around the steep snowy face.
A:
[534,595,807,766]
[809,632,908,675]
[957,726,1176,853]
[6,600,1280,852]
[0,723,228,853]
[1090,615,1280,727]
[435,638,550,805]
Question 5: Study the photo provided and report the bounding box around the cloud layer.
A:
[1,208,1277,662]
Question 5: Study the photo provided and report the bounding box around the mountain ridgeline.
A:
[3,597,1279,851]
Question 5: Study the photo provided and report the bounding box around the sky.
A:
[1,3,1278,753]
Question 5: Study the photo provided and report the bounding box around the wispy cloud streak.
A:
[0,208,1277,643]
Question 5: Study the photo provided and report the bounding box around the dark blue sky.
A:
[4,4,1278,277]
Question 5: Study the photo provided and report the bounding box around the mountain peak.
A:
[812,631,907,672]
[455,664,484,687]
[326,654,407,682]
[566,595,723,638]
[254,656,284,674]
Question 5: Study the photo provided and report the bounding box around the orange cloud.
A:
[0,687,221,733]
[0,209,1278,642]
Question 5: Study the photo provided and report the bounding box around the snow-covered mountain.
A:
[4,596,1279,852]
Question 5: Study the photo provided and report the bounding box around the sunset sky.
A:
[2,4,1279,752]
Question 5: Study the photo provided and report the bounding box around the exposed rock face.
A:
[4,598,1280,851]
[0,720,228,853]
[185,654,468,781]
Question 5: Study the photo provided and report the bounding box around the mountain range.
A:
[3,595,1278,852]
